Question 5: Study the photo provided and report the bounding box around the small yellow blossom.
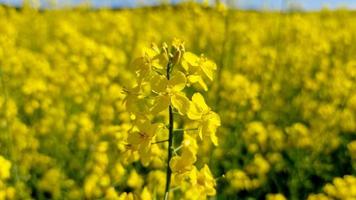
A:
[0,156,11,180]
[266,193,287,200]
[150,71,190,115]
[170,147,197,184]
[187,93,221,145]
[190,165,216,197]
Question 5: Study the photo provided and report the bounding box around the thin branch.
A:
[152,139,169,144]
[215,174,226,182]
[173,145,183,153]
[153,68,164,76]
[169,186,180,192]
[164,60,174,200]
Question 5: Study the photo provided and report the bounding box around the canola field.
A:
[0,2,356,200]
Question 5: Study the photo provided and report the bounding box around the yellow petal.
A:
[192,93,209,113]
[132,57,146,71]
[147,123,163,137]
[170,148,196,173]
[198,126,203,140]
[151,59,164,70]
[188,75,208,91]
[182,52,199,71]
[188,166,198,184]
[187,103,202,120]
[201,119,215,134]
[171,92,190,115]
[136,120,150,133]
[198,165,216,195]
[139,140,151,154]
[209,112,221,127]
[127,132,142,145]
[201,59,216,81]
[183,52,200,66]
[181,147,197,165]
[201,112,220,146]
[169,156,180,172]
[169,71,186,92]
[210,133,218,146]
[206,187,217,196]
[150,74,167,93]
[143,47,159,58]
[151,95,170,114]
[124,95,138,112]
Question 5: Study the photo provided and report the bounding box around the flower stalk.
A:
[125,40,220,200]
[164,60,174,200]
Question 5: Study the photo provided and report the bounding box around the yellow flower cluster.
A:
[0,156,11,180]
[266,193,287,200]
[0,156,14,200]
[308,175,356,200]
[226,169,261,191]
[124,40,220,199]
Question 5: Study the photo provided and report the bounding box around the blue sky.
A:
[0,0,356,10]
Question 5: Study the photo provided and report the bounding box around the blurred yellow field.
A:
[0,2,355,200]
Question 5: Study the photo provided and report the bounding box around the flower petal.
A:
[171,92,190,115]
[169,71,186,92]
[151,95,170,114]
[151,74,167,93]
[192,93,209,113]
[188,75,208,91]
[201,59,216,81]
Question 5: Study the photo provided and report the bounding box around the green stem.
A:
[164,61,174,200]
[152,139,169,144]
[173,145,183,153]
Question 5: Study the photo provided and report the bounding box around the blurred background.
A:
[1,0,356,9]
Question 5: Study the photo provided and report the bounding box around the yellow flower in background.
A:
[308,175,356,200]
[187,93,221,145]
[140,187,152,200]
[105,187,120,200]
[37,168,63,199]
[266,193,287,200]
[245,154,270,176]
[118,192,134,200]
[127,170,144,190]
[0,156,11,180]
[226,169,261,191]
[307,194,331,200]
[324,175,356,199]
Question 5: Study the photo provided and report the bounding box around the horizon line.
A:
[0,0,356,11]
